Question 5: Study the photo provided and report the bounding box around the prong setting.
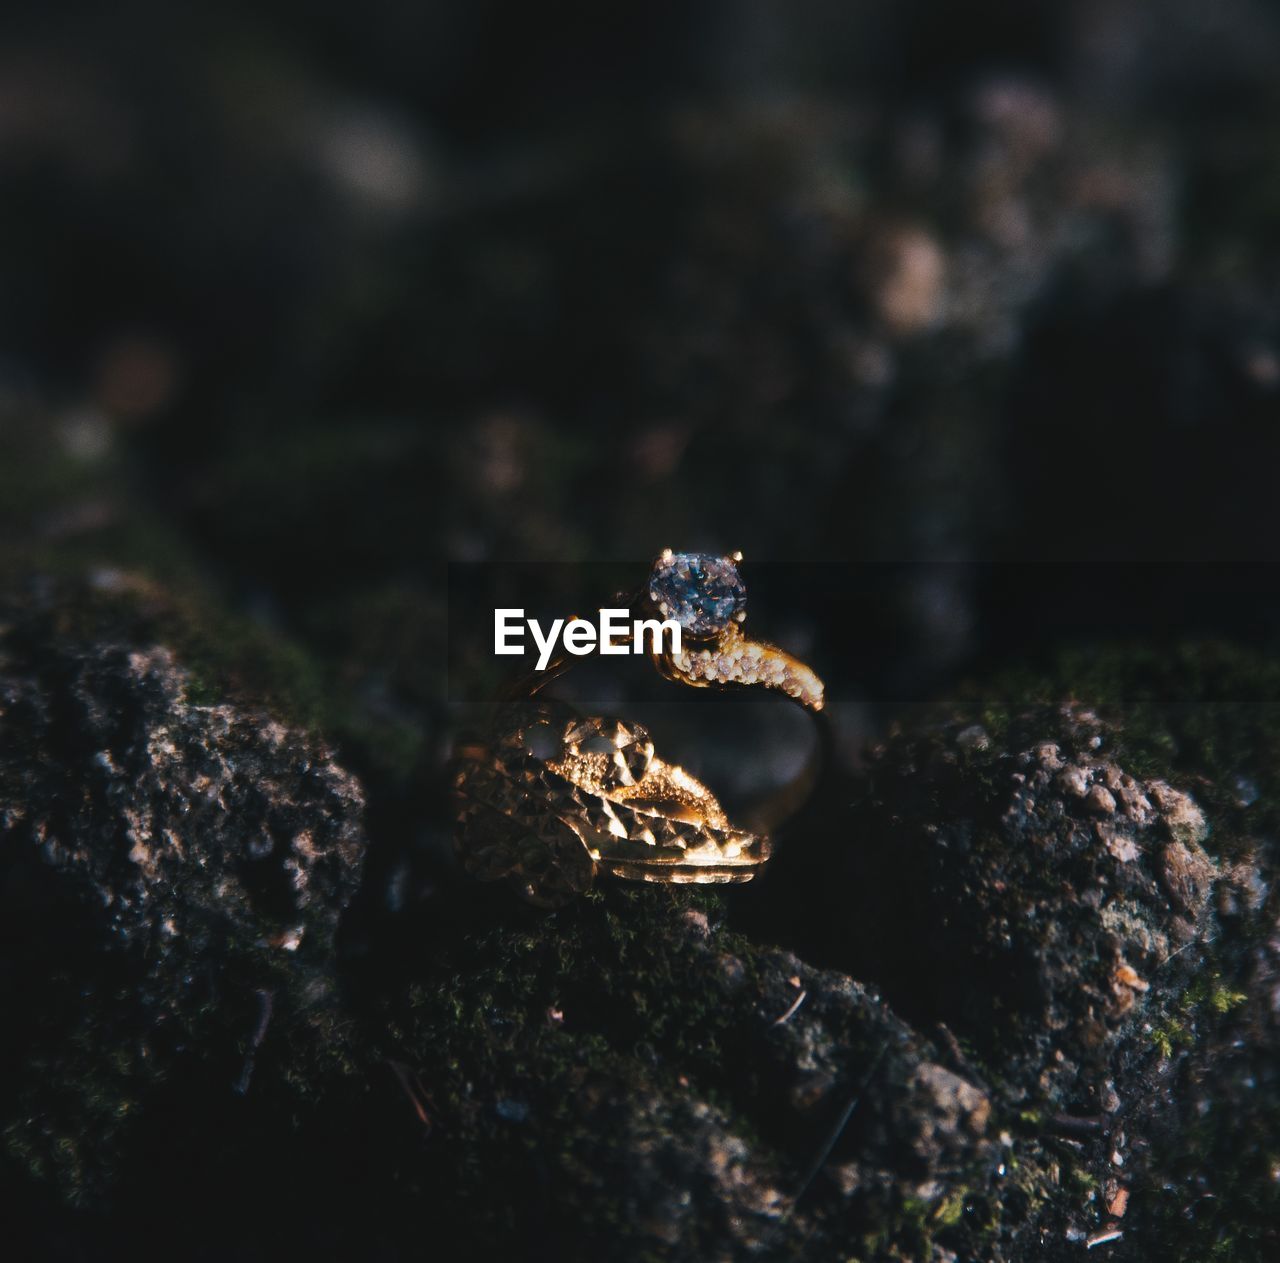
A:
[647,552,747,639]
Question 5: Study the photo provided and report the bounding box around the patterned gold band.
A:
[454,703,770,906]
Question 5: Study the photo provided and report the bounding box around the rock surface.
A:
[841,712,1219,1098]
[0,575,1277,1261]
[0,580,367,1201]
[371,895,997,1261]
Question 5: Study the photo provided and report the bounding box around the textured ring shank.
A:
[453,706,770,906]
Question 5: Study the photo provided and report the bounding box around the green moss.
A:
[1151,971,1250,1059]
[931,1188,967,1227]
[1209,983,1249,1015]
[1150,1020,1191,1060]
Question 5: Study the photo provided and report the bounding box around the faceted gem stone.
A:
[648,552,746,636]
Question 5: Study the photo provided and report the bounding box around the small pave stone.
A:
[672,644,824,708]
[649,553,746,636]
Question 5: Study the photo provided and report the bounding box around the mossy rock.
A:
[4,577,1278,1261]
[0,576,367,1204]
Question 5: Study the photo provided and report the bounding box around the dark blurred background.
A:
[6,5,1280,566]
[6,0,1280,785]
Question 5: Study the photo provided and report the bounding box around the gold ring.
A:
[452,551,827,905]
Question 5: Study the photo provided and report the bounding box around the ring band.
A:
[455,702,771,906]
[453,551,827,905]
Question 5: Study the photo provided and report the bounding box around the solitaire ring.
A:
[453,551,828,905]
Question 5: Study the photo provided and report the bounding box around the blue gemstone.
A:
[648,552,746,636]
